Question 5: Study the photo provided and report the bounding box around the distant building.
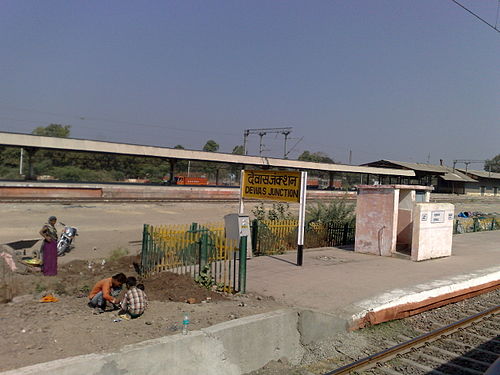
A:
[457,169,500,196]
[360,160,492,195]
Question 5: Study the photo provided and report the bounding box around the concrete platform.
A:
[247,230,500,329]
[0,180,354,201]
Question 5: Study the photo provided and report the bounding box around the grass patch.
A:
[107,247,129,262]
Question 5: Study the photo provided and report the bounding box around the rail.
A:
[325,304,500,374]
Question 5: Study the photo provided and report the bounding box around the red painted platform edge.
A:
[349,280,500,330]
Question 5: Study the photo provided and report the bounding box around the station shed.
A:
[457,168,500,196]
[362,159,478,194]
[354,184,455,261]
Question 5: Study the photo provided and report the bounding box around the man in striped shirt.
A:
[119,276,148,319]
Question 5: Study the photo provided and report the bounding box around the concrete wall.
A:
[297,309,348,345]
[203,310,304,374]
[464,181,500,196]
[0,186,102,198]
[0,182,355,201]
[0,309,347,375]
[355,188,398,256]
[411,203,454,261]
[1,309,345,375]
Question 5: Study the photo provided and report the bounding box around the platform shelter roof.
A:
[0,131,415,177]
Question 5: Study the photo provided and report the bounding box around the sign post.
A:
[240,169,307,266]
[239,170,245,214]
[297,171,307,266]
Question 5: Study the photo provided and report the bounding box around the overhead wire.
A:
[450,0,500,33]
[0,103,242,138]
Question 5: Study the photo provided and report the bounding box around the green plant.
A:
[215,281,231,293]
[195,265,214,289]
[251,203,266,221]
[267,202,293,221]
[251,202,293,221]
[306,197,356,225]
[34,282,46,294]
[107,247,129,262]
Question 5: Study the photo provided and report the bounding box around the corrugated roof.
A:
[362,160,447,173]
[382,160,448,173]
[440,168,477,183]
[457,168,500,180]
[362,160,476,182]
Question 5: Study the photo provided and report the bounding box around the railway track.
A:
[325,303,500,375]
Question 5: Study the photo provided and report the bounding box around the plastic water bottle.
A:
[182,313,190,335]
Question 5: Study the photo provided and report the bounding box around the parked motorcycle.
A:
[57,222,78,256]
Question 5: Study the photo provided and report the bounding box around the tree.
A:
[485,154,500,173]
[232,145,244,155]
[32,124,71,138]
[174,145,185,149]
[203,140,219,153]
[298,151,335,164]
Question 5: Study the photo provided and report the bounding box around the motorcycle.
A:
[57,222,78,256]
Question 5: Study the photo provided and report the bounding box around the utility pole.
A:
[453,159,497,175]
[243,129,250,155]
[283,130,291,159]
[348,150,352,165]
[242,127,293,157]
[258,131,266,156]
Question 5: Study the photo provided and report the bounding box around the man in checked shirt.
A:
[118,276,148,320]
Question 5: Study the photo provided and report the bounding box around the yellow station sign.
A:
[242,170,301,203]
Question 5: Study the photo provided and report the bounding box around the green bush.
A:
[195,265,214,289]
[50,166,116,182]
[251,202,293,221]
[306,197,356,225]
[0,166,23,179]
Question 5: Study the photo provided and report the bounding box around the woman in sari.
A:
[39,216,58,276]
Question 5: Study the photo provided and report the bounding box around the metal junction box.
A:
[224,213,251,240]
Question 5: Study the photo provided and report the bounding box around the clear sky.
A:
[0,1,498,166]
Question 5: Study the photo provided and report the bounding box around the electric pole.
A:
[242,127,293,157]
[453,159,494,175]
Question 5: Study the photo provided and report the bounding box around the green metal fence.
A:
[251,219,298,255]
[453,217,498,234]
[251,219,356,255]
[141,223,243,293]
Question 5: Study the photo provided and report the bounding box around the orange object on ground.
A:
[39,294,59,303]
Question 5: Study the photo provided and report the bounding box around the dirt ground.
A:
[0,255,282,372]
[0,201,298,263]
[0,201,290,372]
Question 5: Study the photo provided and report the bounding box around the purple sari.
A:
[42,240,58,276]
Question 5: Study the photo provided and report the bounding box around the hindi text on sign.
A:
[242,170,301,203]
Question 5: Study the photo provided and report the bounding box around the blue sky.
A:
[0,1,498,166]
